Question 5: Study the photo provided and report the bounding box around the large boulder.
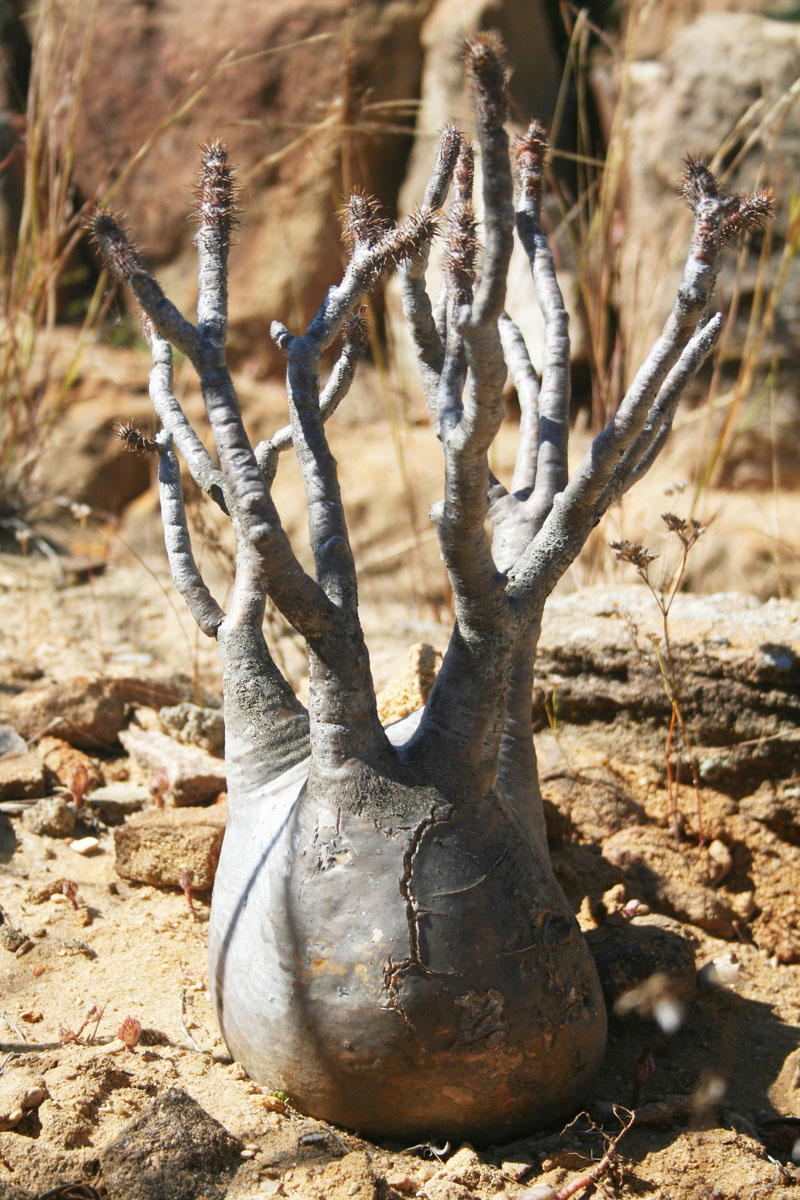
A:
[595,11,800,485]
[66,0,434,374]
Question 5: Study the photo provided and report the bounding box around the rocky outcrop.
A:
[594,11,800,485]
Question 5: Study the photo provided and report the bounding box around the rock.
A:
[0,725,26,758]
[22,795,77,838]
[0,752,47,801]
[605,11,800,485]
[158,703,225,758]
[376,642,443,725]
[66,0,433,379]
[114,803,227,891]
[0,676,181,752]
[34,392,155,514]
[100,1087,241,1200]
[0,1074,48,1131]
[384,0,571,414]
[87,781,151,821]
[602,825,739,939]
[69,835,101,855]
[535,589,800,797]
[37,736,104,795]
[586,914,697,1021]
[119,727,226,806]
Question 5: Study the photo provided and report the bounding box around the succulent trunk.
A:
[209,611,605,1142]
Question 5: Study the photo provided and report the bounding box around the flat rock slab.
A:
[535,588,800,796]
[100,1087,241,1200]
[119,727,226,806]
[114,803,226,891]
[0,752,47,801]
[0,676,181,752]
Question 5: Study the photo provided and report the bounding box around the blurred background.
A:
[1,0,798,661]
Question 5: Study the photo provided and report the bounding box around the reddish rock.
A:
[119,727,226,806]
[0,677,181,751]
[603,825,739,939]
[0,752,47,801]
[114,803,227,891]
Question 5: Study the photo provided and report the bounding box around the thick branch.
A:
[217,550,310,786]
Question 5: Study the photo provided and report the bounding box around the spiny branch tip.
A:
[340,188,390,252]
[194,140,239,244]
[512,120,549,197]
[89,209,143,281]
[463,32,508,125]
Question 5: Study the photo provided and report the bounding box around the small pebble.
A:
[70,836,100,855]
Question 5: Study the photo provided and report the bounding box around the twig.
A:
[526,1107,635,1200]
[179,988,202,1052]
[1,1012,27,1043]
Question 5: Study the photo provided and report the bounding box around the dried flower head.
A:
[118,1016,142,1050]
[661,512,705,549]
[464,32,508,126]
[89,209,144,281]
[610,540,658,574]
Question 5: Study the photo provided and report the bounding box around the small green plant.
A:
[611,513,707,848]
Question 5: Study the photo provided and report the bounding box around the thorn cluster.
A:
[89,209,143,281]
[512,120,548,201]
[194,140,239,248]
[452,139,474,206]
[464,32,508,126]
[340,188,390,252]
[342,306,370,358]
[433,124,462,182]
[372,205,440,275]
[446,147,478,306]
[681,157,775,243]
[114,419,160,456]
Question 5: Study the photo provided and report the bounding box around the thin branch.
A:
[512,121,570,511]
[499,312,540,496]
[398,125,462,427]
[255,308,368,487]
[144,321,227,511]
[155,432,225,638]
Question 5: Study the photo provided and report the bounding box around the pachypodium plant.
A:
[91,35,772,1142]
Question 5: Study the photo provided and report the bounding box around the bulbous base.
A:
[208,743,606,1143]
